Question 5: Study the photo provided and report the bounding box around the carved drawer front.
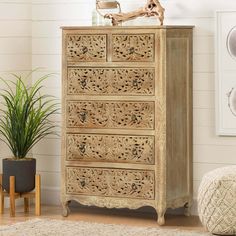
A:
[112,34,154,62]
[67,67,155,95]
[66,167,155,199]
[67,101,154,129]
[66,34,106,62]
[66,134,155,164]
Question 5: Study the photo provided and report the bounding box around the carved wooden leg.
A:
[62,200,70,217]
[184,201,192,217]
[156,207,166,225]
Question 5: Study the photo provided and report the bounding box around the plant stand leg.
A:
[0,174,4,214]
[35,175,41,216]
[10,176,15,217]
[24,198,29,213]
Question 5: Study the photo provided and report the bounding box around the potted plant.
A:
[0,72,59,193]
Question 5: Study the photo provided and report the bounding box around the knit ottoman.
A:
[198,166,236,235]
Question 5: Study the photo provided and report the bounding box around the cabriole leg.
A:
[62,200,70,217]
[156,207,166,225]
[184,201,192,217]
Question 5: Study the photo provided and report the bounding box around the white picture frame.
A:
[216,11,236,135]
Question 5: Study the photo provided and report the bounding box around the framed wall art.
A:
[216,11,236,135]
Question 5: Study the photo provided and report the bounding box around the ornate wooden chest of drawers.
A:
[61,26,193,225]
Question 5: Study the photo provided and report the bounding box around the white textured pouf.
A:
[198,166,236,235]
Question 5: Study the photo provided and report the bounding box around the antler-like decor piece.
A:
[102,0,165,26]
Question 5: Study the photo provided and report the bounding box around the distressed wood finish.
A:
[61,26,193,225]
[112,34,155,62]
[66,167,155,199]
[67,100,155,129]
[67,67,155,96]
[66,134,155,164]
[66,34,107,62]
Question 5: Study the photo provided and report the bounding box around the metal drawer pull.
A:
[80,78,87,89]
[129,47,135,54]
[80,180,86,187]
[82,46,88,54]
[132,148,138,156]
[79,112,87,123]
[132,183,137,190]
[131,114,138,122]
[132,79,138,87]
[79,143,86,153]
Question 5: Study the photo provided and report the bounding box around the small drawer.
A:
[66,134,155,164]
[66,34,107,62]
[67,67,155,96]
[66,166,155,199]
[67,100,155,129]
[112,34,155,62]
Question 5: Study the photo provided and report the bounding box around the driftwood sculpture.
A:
[101,0,165,26]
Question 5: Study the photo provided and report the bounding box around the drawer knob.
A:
[80,78,87,89]
[79,112,87,123]
[129,47,135,54]
[82,46,88,54]
[131,114,138,122]
[132,148,138,156]
[80,180,86,187]
[79,143,86,154]
[132,183,137,190]
[132,79,138,87]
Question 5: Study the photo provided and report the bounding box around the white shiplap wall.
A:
[0,0,31,207]
[2,0,236,214]
[0,0,31,166]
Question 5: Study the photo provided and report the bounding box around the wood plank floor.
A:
[0,205,205,232]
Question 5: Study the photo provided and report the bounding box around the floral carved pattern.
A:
[66,35,106,61]
[66,167,155,199]
[67,67,155,95]
[66,196,155,210]
[112,34,154,61]
[67,101,154,129]
[66,134,155,164]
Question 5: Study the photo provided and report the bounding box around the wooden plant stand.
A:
[0,174,41,217]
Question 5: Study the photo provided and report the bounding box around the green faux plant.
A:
[0,71,59,159]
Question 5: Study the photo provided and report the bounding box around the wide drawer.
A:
[66,34,107,62]
[67,67,155,96]
[66,134,155,164]
[67,101,155,129]
[66,166,155,199]
[112,34,155,62]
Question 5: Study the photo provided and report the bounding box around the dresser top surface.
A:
[61,25,194,30]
